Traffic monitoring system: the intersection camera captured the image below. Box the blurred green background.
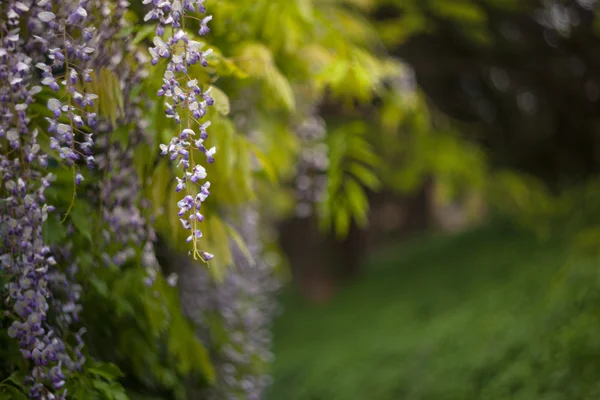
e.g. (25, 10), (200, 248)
(264, 0), (600, 399)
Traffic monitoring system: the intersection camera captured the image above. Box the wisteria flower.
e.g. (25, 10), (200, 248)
(145, 0), (216, 261)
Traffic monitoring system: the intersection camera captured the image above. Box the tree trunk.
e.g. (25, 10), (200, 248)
(278, 182), (433, 299)
(278, 216), (338, 302)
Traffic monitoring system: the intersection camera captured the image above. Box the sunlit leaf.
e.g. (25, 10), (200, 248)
(210, 86), (230, 115)
(349, 163), (380, 190)
(334, 203), (350, 238)
(224, 222), (255, 266)
(132, 24), (156, 45)
(345, 178), (369, 227)
(87, 362), (125, 380)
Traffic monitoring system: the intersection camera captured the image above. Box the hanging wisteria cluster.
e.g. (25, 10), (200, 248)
(144, 0), (215, 262)
(89, 0), (165, 284)
(156, 85), (281, 399)
(171, 207), (281, 400)
(1, 0), (98, 397)
(37, 0), (97, 171)
(209, 208), (281, 400)
(292, 103), (329, 218)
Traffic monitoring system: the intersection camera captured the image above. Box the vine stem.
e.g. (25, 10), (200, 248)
(181, 15), (209, 264)
(61, 12), (78, 223)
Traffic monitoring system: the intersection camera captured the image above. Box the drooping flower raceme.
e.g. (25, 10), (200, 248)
(34, 0), (98, 173)
(293, 103), (329, 218)
(207, 208), (281, 400)
(145, 0), (215, 262)
(170, 207), (281, 400)
(0, 1), (93, 397)
(95, 129), (162, 286)
(84, 0), (157, 277)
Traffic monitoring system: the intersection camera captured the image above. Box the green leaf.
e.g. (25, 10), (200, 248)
(0, 387), (27, 400)
(167, 314), (215, 382)
(334, 204), (350, 238)
(114, 297), (135, 317)
(349, 163), (380, 190)
(429, 0), (487, 23)
(345, 178), (369, 227)
(235, 42), (274, 77)
(115, 25), (133, 39)
(132, 25), (156, 45)
(208, 216), (234, 274)
(70, 381), (100, 400)
(0, 375), (27, 400)
(235, 42), (295, 110)
(349, 145), (380, 167)
(91, 379), (129, 400)
(88, 362), (125, 380)
(317, 59), (350, 92)
(43, 213), (67, 245)
(144, 291), (169, 336)
(248, 142), (278, 184)
(70, 203), (93, 242)
(266, 68), (296, 111)
(94, 69), (124, 126)
(133, 142), (153, 184)
(90, 276), (109, 298)
(111, 124), (131, 149)
(151, 160), (170, 214)
(210, 86), (230, 116)
(209, 52), (248, 79)
(224, 222), (255, 266)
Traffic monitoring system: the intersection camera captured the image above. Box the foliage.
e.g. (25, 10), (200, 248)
(373, 87), (487, 197)
(141, 0), (401, 266)
(320, 120), (381, 237)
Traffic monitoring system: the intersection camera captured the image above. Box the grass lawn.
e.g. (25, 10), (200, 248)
(267, 223), (600, 400)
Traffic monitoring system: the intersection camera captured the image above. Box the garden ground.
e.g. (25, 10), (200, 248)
(268, 222), (600, 400)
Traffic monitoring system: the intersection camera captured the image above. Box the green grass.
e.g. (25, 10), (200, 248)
(268, 223), (600, 400)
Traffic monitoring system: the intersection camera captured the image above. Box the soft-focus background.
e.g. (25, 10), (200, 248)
(267, 0), (600, 399)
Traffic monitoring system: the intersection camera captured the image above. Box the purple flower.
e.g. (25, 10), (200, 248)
(146, 0), (217, 260)
(198, 15), (212, 36)
(37, 0), (97, 172)
(291, 103), (329, 218)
